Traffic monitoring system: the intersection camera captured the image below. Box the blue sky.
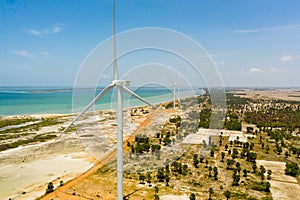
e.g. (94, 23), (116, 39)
(0, 0), (300, 87)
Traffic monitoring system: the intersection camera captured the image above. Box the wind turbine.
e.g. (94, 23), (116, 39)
(57, 0), (151, 199)
(169, 77), (181, 110)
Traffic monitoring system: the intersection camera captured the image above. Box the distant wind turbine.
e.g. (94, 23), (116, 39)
(169, 77), (181, 110)
(57, 0), (151, 199)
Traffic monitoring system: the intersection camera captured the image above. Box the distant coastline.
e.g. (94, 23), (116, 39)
(0, 86), (200, 116)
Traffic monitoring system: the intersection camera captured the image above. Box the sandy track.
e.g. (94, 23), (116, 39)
(40, 106), (163, 200)
(257, 160), (300, 200)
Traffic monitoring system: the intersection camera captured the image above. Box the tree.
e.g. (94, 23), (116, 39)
(193, 154), (199, 168)
(224, 190), (231, 200)
(189, 193), (196, 200)
(226, 159), (235, 170)
(205, 159), (209, 168)
(225, 144), (229, 151)
(200, 154), (205, 163)
(265, 182), (271, 192)
(155, 186), (159, 194)
(208, 188), (214, 200)
(183, 164), (188, 175)
(165, 175), (170, 186)
(232, 174), (240, 186)
(260, 165), (266, 174)
(252, 162), (257, 173)
(267, 169), (272, 180)
(45, 182), (54, 194)
(154, 186), (159, 200)
(240, 148), (248, 158)
(285, 162), (300, 177)
(221, 152), (225, 162)
(266, 145), (270, 154)
(208, 166), (212, 177)
(243, 169), (248, 177)
(285, 151), (289, 158)
(213, 166), (218, 180)
(157, 168), (165, 182)
(231, 148), (238, 160)
(277, 146), (282, 155)
(260, 165), (266, 182)
(210, 149), (214, 157)
(147, 172), (152, 186)
(250, 143), (254, 150)
(156, 132), (160, 138)
(139, 173), (146, 184)
(247, 152), (257, 163)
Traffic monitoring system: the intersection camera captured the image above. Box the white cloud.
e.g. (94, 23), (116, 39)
(235, 29), (260, 33)
(235, 24), (300, 34)
(12, 49), (33, 58)
(271, 67), (287, 72)
(26, 29), (41, 37)
(249, 67), (263, 73)
(280, 55), (293, 62)
(41, 51), (50, 57)
(52, 26), (61, 33)
(25, 24), (63, 37)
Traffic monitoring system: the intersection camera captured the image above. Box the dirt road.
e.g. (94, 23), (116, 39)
(40, 106), (163, 200)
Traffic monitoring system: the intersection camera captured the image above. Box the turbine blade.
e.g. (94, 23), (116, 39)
(56, 84), (115, 140)
(122, 86), (152, 106)
(113, 0), (118, 80)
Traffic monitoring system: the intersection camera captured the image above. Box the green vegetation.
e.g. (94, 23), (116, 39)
(0, 116), (66, 152)
(0, 117), (63, 135)
(45, 182), (54, 194)
(0, 133), (56, 151)
(0, 117), (36, 128)
(7, 92), (300, 199)
(285, 162), (300, 177)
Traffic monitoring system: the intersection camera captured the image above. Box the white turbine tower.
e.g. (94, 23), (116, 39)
(170, 77), (180, 110)
(57, 0), (151, 199)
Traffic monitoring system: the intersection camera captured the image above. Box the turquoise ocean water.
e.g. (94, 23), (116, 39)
(0, 86), (199, 116)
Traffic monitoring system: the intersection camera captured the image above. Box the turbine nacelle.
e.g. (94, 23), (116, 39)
(112, 80), (130, 87)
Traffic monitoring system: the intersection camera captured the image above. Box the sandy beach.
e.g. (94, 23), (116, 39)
(0, 106), (151, 200)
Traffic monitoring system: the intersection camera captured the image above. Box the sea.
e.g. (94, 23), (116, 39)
(0, 86), (201, 116)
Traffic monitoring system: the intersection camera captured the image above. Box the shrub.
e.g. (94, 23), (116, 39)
(285, 162), (299, 177)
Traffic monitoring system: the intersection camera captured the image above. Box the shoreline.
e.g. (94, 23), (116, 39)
(0, 103), (156, 200)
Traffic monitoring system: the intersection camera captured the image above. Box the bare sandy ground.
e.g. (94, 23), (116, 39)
(0, 152), (93, 200)
(257, 160), (300, 200)
(0, 108), (149, 200)
(160, 194), (189, 200)
(230, 88), (300, 101)
(182, 128), (253, 144)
